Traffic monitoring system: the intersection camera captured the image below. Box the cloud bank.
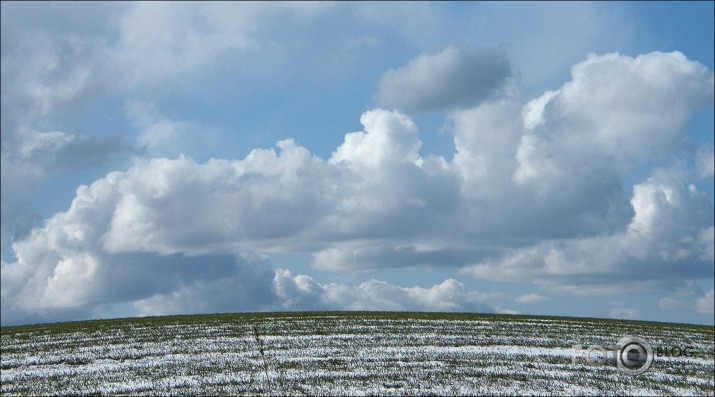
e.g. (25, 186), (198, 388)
(2, 50), (713, 326)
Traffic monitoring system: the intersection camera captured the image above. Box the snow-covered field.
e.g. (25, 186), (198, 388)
(1, 312), (713, 396)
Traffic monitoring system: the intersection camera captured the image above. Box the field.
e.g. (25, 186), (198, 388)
(1, 312), (713, 396)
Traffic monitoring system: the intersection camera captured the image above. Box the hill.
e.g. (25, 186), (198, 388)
(2, 311), (713, 395)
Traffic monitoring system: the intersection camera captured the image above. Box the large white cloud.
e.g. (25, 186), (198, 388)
(513, 52), (713, 218)
(458, 51), (714, 296)
(0, 1), (330, 250)
(0, 128), (132, 248)
(461, 168), (714, 294)
(516, 52), (713, 169)
(1, 51), (713, 325)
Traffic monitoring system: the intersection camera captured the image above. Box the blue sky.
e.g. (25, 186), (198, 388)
(1, 1), (713, 326)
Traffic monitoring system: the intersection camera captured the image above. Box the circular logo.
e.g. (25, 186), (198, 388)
(616, 336), (653, 375)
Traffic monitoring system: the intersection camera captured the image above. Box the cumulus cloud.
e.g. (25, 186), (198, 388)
(0, 1), (331, 248)
(4, 2), (711, 327)
(331, 109), (422, 168)
(0, 128), (131, 243)
(1, 51), (713, 325)
(458, 51), (714, 297)
(513, 51), (714, 194)
(100, 141), (336, 256)
(376, 46), (512, 112)
(462, 168), (714, 294)
(273, 269), (493, 313)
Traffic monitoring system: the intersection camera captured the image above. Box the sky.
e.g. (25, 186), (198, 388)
(1, 1), (713, 327)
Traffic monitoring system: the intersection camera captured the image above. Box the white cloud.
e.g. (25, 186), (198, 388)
(272, 268), (325, 310)
(458, 52), (714, 298)
(126, 101), (190, 150)
(462, 167), (714, 295)
(522, 90), (559, 130)
(101, 140), (337, 256)
(514, 52), (714, 195)
(2, 1), (712, 328)
(514, 293), (548, 304)
(330, 108), (422, 168)
(694, 289), (714, 315)
(112, 3), (256, 86)
(376, 46), (512, 112)
(0, 1), (334, 246)
(1, 51), (713, 325)
(273, 269), (493, 313)
(1, 4), (118, 243)
(0, 128), (131, 244)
